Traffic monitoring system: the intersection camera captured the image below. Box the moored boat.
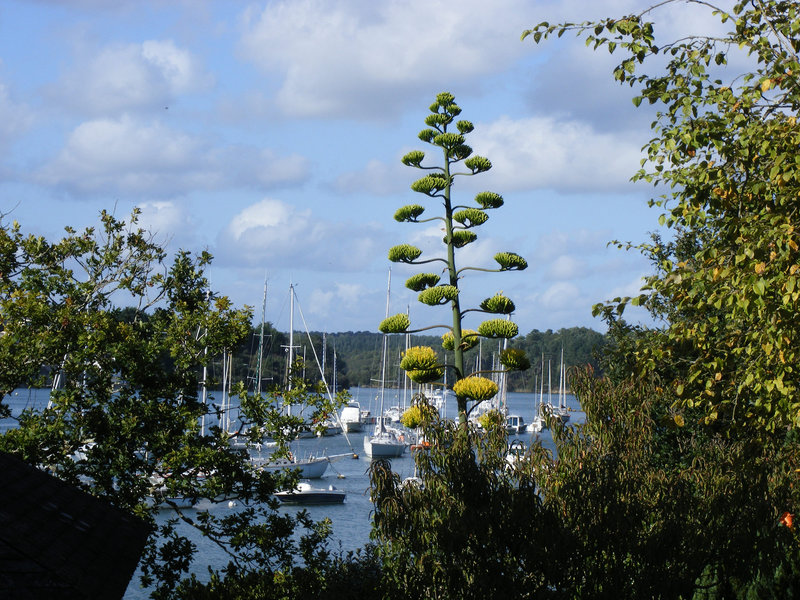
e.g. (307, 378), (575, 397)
(275, 481), (346, 504)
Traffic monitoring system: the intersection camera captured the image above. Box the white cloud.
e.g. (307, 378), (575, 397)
(54, 40), (213, 115)
(333, 159), (407, 196)
(238, 0), (540, 118)
(136, 200), (201, 250)
(306, 282), (364, 321)
(469, 115), (643, 193)
(547, 255), (586, 280)
(34, 115), (309, 196)
(218, 198), (385, 272)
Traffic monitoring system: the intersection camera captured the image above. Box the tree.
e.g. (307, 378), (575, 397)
(538, 368), (799, 598)
(379, 92), (530, 420)
(370, 410), (555, 600)
(0, 210), (349, 598)
(525, 1), (800, 433)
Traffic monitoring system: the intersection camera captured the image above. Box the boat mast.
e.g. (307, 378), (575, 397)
(378, 269), (391, 432)
(256, 278), (267, 397)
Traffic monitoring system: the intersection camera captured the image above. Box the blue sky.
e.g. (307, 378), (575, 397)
(0, 0), (724, 335)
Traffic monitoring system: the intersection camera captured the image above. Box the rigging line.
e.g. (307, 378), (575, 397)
(291, 287), (356, 452)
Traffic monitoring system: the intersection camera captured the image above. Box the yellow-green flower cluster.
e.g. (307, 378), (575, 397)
(441, 329), (479, 351)
(477, 318), (519, 339)
(400, 346), (444, 384)
(452, 376), (498, 401)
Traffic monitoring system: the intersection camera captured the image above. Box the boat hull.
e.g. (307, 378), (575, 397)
(363, 433), (405, 458)
(275, 483), (346, 504)
(255, 456), (330, 479)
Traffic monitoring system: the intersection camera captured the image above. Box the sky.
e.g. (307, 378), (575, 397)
(0, 0), (729, 336)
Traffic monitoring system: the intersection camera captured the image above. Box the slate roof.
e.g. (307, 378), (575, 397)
(0, 452), (151, 600)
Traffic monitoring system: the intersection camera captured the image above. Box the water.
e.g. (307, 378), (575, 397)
(1, 386), (583, 598)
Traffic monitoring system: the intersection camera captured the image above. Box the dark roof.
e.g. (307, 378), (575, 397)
(0, 452), (151, 600)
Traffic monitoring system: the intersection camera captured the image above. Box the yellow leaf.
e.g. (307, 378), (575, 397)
(789, 239), (798, 251)
(755, 262), (766, 274)
(715, 372), (722, 381)
(791, 265), (799, 275)
(762, 79), (772, 92)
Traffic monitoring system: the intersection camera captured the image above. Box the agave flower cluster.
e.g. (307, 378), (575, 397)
(379, 92), (531, 417)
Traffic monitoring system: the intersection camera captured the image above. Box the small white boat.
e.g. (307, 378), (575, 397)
(275, 481), (346, 504)
(505, 414), (526, 434)
(383, 405), (402, 423)
(340, 401), (363, 433)
(526, 414), (546, 433)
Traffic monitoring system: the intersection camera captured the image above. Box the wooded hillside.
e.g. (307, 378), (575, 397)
(207, 325), (606, 394)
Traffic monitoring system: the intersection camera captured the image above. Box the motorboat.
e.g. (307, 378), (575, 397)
(340, 401), (363, 433)
(275, 481), (346, 504)
(505, 414), (526, 434)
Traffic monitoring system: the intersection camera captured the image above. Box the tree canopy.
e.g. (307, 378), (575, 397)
(526, 0), (800, 433)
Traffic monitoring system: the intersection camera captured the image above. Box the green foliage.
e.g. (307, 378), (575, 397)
(369, 419), (552, 600)
(528, 1), (800, 432)
(371, 365), (800, 598)
(538, 367), (800, 598)
(0, 210), (346, 598)
(387, 93), (529, 416)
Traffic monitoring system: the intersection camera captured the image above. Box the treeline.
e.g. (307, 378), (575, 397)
(113, 307), (605, 394)
(196, 324), (606, 394)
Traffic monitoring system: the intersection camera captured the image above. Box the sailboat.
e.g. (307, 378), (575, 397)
(552, 347), (570, 423)
(363, 270), (406, 458)
(526, 353), (547, 433)
(253, 283), (332, 478)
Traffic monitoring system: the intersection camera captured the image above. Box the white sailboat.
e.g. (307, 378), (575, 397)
(526, 353), (547, 433)
(552, 347), (571, 423)
(254, 283), (333, 477)
(363, 270), (406, 458)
